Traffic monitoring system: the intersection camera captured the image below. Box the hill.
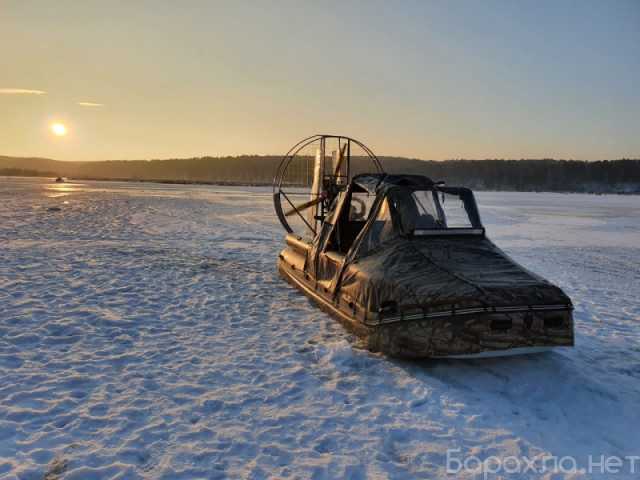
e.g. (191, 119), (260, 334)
(1, 155), (639, 193)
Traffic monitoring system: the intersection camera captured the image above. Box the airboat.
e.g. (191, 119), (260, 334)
(273, 135), (574, 358)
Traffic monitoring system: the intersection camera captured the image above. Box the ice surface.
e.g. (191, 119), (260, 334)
(1, 177), (639, 479)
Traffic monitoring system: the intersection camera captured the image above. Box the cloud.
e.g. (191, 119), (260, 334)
(78, 102), (104, 107)
(0, 88), (46, 95)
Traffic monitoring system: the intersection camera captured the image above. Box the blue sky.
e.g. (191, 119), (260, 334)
(1, 0), (638, 160)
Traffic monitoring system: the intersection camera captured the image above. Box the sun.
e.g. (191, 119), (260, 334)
(51, 123), (67, 136)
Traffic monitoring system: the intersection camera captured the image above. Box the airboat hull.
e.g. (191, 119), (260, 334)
(273, 136), (574, 360)
(278, 253), (574, 359)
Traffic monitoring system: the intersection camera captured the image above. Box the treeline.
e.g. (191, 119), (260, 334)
(379, 157), (640, 193)
(0, 167), (57, 177)
(1, 155), (639, 193)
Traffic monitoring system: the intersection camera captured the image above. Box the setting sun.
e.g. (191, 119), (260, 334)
(51, 123), (67, 136)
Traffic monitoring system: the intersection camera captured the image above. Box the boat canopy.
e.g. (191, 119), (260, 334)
(347, 175), (484, 259)
(352, 173), (436, 194)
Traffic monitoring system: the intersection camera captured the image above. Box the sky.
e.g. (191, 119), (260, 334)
(1, 0), (638, 161)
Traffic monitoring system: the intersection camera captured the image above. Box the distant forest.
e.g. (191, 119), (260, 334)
(1, 155), (639, 193)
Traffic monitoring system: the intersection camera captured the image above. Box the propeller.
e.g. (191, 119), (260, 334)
(284, 193), (326, 217)
(283, 144), (347, 217)
(333, 143), (347, 177)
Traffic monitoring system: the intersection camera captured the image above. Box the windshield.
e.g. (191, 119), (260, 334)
(388, 188), (481, 233)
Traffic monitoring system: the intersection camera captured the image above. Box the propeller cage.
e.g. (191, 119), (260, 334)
(273, 135), (384, 236)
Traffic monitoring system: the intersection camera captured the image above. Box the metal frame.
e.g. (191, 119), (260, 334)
(273, 135), (384, 235)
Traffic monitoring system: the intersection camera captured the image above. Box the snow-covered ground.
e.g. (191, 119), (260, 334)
(1, 177), (639, 479)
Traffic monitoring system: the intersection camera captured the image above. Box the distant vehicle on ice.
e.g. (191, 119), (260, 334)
(273, 135), (574, 358)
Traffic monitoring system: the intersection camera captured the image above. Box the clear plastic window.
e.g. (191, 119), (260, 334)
(438, 191), (473, 228)
(358, 199), (397, 255)
(411, 191), (446, 229)
(389, 189), (475, 232)
(389, 190), (444, 233)
(349, 192), (376, 221)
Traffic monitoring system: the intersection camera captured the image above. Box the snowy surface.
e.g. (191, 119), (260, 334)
(1, 177), (639, 479)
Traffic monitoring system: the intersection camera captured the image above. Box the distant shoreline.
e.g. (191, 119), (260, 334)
(73, 176), (275, 188)
(2, 155), (639, 195)
(0, 171), (273, 188)
(3, 173), (638, 195)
